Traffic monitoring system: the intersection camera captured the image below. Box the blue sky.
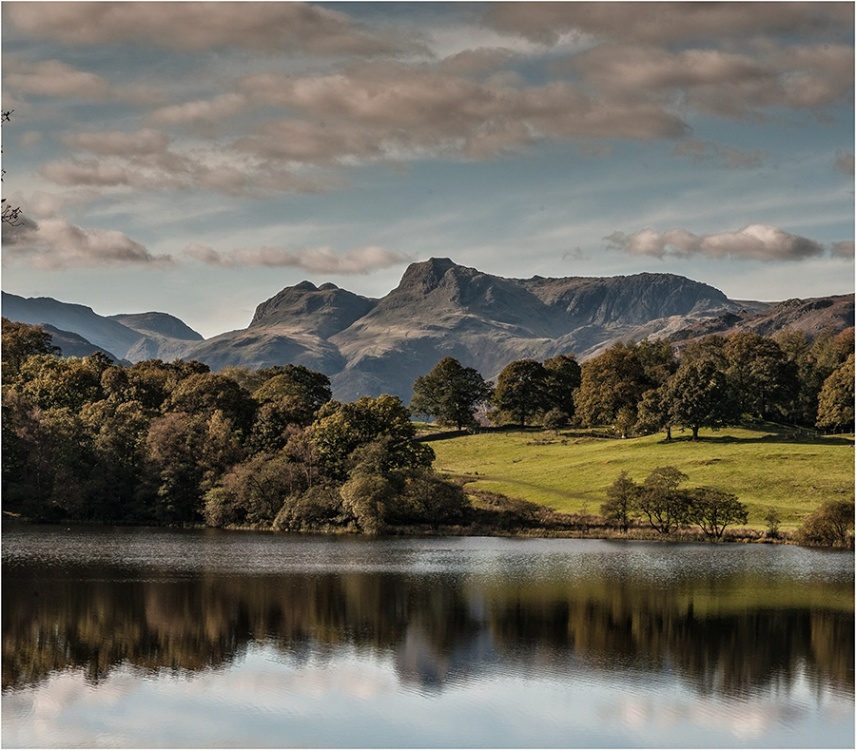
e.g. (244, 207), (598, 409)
(2, 1), (853, 337)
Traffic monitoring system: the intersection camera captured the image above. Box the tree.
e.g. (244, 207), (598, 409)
(203, 451), (309, 528)
(601, 471), (639, 532)
(410, 356), (492, 429)
(141, 409), (242, 524)
(542, 354), (581, 422)
(575, 343), (648, 436)
(311, 394), (434, 481)
(723, 332), (796, 420)
(664, 357), (732, 440)
(796, 500), (854, 547)
(637, 466), (690, 534)
(14, 355), (103, 411)
(248, 366), (333, 452)
(252, 365), (332, 425)
(764, 506), (782, 538)
(491, 359), (549, 426)
(1, 318), (59, 381)
(635, 386), (672, 439)
(164, 372), (256, 434)
(688, 487), (748, 540)
(816, 354), (855, 432)
(635, 338), (678, 386)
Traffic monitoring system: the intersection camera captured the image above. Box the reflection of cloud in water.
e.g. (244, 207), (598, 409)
(601, 690), (821, 742)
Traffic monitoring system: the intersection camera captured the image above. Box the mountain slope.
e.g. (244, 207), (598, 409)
(3, 259), (851, 401)
(2, 292), (148, 360)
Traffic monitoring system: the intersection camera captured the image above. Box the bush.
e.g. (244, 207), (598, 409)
(273, 484), (344, 532)
(796, 500), (854, 547)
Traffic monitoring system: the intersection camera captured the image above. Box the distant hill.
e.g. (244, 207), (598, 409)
(42, 325), (125, 363)
(2, 292), (196, 362)
(4, 259), (853, 400)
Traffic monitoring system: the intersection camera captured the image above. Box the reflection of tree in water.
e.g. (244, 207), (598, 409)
(2, 565), (852, 700)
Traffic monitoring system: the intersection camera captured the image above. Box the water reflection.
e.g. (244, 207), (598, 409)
(3, 541), (853, 705)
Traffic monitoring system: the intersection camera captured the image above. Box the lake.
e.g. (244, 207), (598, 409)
(2, 525), (853, 748)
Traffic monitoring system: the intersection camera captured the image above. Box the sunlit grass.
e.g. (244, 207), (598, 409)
(430, 425), (855, 529)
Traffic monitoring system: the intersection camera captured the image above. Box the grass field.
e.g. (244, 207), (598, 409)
(428, 424), (855, 530)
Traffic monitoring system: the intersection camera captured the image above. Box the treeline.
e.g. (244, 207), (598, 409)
(2, 318), (853, 534)
(1, 319), (468, 531)
(411, 330), (854, 438)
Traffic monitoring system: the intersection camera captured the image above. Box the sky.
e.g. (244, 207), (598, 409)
(2, 1), (854, 338)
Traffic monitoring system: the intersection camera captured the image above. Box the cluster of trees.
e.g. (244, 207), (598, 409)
(2, 319), (468, 532)
(600, 466), (748, 539)
(410, 330), (855, 438)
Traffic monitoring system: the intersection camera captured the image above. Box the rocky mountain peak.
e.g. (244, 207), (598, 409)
(250, 280), (376, 337)
(396, 258), (468, 294)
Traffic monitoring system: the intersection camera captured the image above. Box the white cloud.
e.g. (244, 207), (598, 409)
(4, 2), (411, 55)
(2, 216), (170, 269)
(3, 59), (111, 99)
(604, 224), (828, 262)
(185, 243), (409, 273)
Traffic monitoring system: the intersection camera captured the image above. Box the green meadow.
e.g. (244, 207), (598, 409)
(428, 424), (855, 530)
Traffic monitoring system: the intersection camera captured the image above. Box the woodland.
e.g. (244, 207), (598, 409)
(2, 317), (853, 544)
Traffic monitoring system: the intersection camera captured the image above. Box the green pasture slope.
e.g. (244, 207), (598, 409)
(428, 424), (855, 530)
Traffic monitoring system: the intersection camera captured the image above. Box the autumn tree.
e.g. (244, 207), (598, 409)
(797, 500), (855, 547)
(575, 343), (648, 436)
(816, 354), (855, 432)
(1, 318), (59, 381)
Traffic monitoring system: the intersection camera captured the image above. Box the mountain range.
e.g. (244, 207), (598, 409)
(3, 258), (853, 400)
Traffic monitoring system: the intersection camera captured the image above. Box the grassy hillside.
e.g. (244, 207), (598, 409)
(428, 424), (854, 530)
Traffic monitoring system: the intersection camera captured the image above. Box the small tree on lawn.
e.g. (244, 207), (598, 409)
(601, 471), (639, 532)
(637, 466), (691, 534)
(688, 487), (748, 540)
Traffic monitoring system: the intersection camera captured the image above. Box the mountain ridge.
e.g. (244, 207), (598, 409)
(3, 259), (852, 400)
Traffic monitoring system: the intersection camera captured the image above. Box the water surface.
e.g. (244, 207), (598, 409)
(2, 525), (853, 748)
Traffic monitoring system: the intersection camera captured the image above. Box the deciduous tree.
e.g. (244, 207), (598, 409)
(637, 466), (690, 534)
(491, 359), (549, 426)
(688, 487), (748, 540)
(601, 471), (639, 532)
(816, 354), (854, 432)
(410, 356), (492, 429)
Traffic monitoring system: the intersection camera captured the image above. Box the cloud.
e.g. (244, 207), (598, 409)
(185, 243), (409, 273)
(835, 151), (855, 175)
(235, 62), (687, 166)
(147, 94), (247, 129)
(3, 59), (111, 99)
(604, 224), (828, 262)
(672, 139), (766, 169)
(63, 129), (171, 157)
(2, 216), (170, 270)
(831, 241), (854, 259)
(567, 42), (853, 119)
(485, 3), (853, 46)
(4, 2), (410, 55)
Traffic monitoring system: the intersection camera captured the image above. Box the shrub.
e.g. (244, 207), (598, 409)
(796, 500), (854, 547)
